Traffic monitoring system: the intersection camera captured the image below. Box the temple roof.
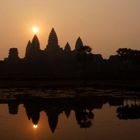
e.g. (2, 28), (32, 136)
(32, 35), (40, 50)
(64, 42), (71, 52)
(75, 37), (84, 50)
(48, 28), (59, 47)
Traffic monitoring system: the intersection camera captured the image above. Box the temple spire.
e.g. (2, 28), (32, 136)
(25, 35), (41, 61)
(64, 42), (71, 53)
(32, 35), (40, 50)
(25, 40), (32, 58)
(75, 37), (84, 50)
(48, 28), (58, 47)
(5, 48), (20, 63)
(46, 28), (60, 54)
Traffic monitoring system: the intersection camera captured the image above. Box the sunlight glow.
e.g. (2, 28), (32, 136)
(33, 124), (38, 129)
(32, 26), (39, 34)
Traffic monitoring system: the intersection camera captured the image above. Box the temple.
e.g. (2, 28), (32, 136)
(0, 27), (140, 80)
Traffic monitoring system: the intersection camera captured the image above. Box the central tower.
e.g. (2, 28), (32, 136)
(46, 28), (60, 54)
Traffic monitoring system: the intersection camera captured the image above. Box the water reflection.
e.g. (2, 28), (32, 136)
(0, 90), (140, 140)
(33, 124), (38, 129)
(2, 94), (140, 133)
(117, 104), (140, 120)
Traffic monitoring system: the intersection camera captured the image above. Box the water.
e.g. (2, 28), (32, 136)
(0, 88), (140, 140)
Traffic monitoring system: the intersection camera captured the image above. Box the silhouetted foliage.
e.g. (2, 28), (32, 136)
(117, 104), (140, 119)
(117, 48), (140, 64)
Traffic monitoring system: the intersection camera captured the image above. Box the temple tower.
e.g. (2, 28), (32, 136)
(64, 42), (71, 53)
(75, 37), (84, 50)
(5, 48), (20, 63)
(46, 28), (61, 54)
(25, 35), (41, 61)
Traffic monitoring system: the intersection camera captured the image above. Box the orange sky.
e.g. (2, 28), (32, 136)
(0, 0), (140, 59)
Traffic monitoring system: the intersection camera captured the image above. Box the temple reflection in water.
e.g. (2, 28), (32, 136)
(0, 93), (139, 134)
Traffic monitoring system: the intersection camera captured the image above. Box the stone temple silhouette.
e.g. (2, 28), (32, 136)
(0, 27), (140, 80)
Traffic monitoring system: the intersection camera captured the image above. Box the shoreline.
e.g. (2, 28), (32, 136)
(0, 80), (140, 91)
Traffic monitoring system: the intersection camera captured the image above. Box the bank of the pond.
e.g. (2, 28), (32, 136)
(0, 80), (139, 91)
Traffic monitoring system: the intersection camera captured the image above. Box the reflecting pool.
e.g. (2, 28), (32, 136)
(0, 88), (140, 140)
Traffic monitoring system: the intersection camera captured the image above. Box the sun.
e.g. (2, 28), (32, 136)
(32, 26), (39, 34)
(33, 124), (38, 129)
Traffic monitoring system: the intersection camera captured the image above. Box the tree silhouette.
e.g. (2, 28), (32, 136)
(117, 48), (140, 64)
(76, 45), (92, 80)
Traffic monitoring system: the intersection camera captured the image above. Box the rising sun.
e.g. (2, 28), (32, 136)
(32, 26), (39, 34)
(33, 124), (38, 129)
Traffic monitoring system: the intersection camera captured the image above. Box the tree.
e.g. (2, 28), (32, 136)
(116, 48), (140, 64)
(76, 45), (92, 80)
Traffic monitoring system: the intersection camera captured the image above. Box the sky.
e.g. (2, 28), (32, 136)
(0, 0), (140, 59)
